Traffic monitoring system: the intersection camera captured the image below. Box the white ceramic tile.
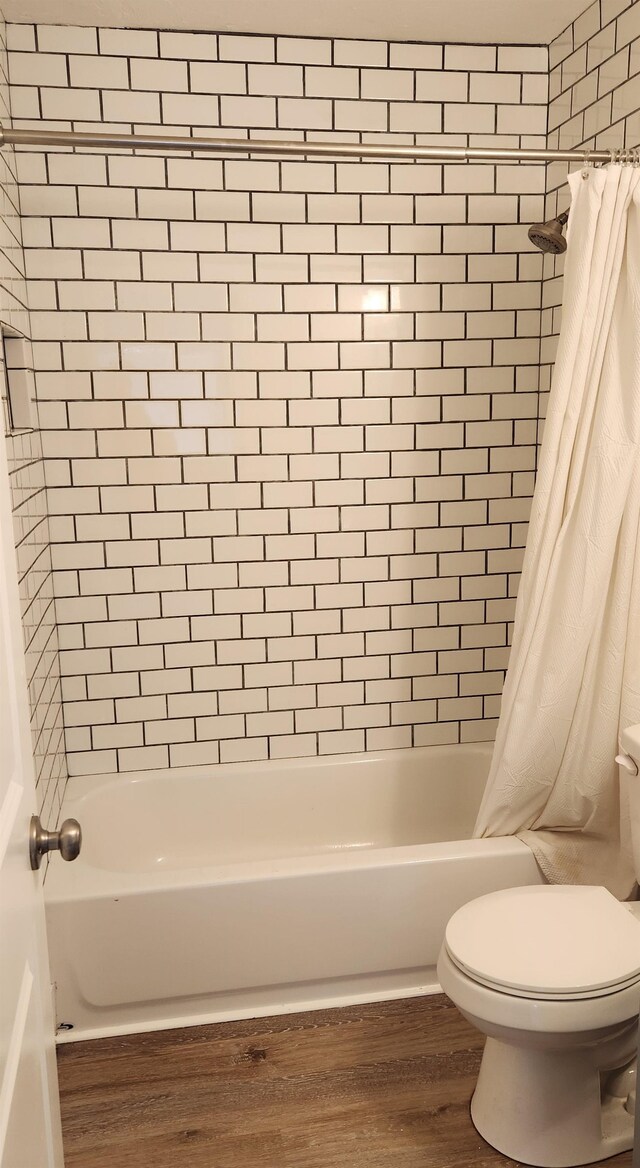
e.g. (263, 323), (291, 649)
(390, 101), (442, 132)
(219, 34), (275, 62)
(130, 56), (188, 91)
(277, 37), (331, 65)
(390, 43), (443, 69)
(278, 95), (332, 128)
(38, 23), (97, 52)
(220, 94), (276, 127)
(160, 31), (218, 60)
(417, 71), (468, 102)
(498, 46), (548, 73)
(248, 62), (303, 95)
(6, 25), (36, 51)
(335, 99), (388, 131)
(69, 53), (129, 88)
(9, 51), (67, 86)
(99, 27), (157, 56)
(444, 102), (496, 133)
(334, 39), (387, 67)
(163, 91), (219, 125)
(361, 67), (413, 100)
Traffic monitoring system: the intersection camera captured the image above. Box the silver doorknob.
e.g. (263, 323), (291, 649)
(29, 815), (82, 870)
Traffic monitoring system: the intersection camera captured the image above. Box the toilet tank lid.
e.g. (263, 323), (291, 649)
(621, 723), (640, 764)
(445, 885), (640, 996)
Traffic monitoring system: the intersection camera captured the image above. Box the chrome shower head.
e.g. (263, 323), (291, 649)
(528, 209), (570, 254)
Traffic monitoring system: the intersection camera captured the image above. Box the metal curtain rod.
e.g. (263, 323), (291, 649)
(0, 124), (619, 164)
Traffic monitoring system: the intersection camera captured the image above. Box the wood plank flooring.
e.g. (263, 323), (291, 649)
(57, 994), (633, 1168)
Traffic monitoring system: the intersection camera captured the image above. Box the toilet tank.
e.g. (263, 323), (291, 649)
(619, 723), (640, 882)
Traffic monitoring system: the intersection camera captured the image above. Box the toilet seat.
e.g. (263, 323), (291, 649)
(444, 885), (640, 1002)
(445, 954), (640, 1000)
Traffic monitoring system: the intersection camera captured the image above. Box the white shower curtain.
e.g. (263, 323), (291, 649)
(474, 165), (640, 899)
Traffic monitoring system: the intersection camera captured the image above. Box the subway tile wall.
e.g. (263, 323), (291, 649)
(0, 13), (67, 818)
(541, 0), (640, 415)
(8, 25), (548, 774)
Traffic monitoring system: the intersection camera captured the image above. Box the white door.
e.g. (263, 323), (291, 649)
(0, 421), (64, 1167)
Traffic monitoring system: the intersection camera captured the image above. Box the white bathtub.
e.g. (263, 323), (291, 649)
(45, 743), (544, 1042)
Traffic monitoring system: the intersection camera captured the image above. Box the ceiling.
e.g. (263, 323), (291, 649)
(3, 0), (591, 46)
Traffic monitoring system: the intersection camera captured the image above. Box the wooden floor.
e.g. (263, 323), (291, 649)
(57, 994), (633, 1168)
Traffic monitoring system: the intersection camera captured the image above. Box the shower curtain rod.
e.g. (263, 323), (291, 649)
(0, 124), (624, 164)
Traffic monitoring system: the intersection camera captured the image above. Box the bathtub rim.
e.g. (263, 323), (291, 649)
(61, 738), (494, 794)
(47, 740), (501, 899)
(46, 834), (535, 901)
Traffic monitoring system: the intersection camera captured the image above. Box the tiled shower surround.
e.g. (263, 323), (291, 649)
(3, 5), (640, 787)
(6, 27), (553, 775)
(0, 13), (67, 818)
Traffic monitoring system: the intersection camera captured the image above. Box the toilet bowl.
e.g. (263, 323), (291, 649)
(437, 722), (640, 1168)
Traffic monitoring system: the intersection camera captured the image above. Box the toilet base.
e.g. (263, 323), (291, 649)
(471, 1032), (636, 1168)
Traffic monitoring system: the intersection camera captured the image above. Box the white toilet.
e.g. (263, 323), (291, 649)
(437, 722), (640, 1168)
